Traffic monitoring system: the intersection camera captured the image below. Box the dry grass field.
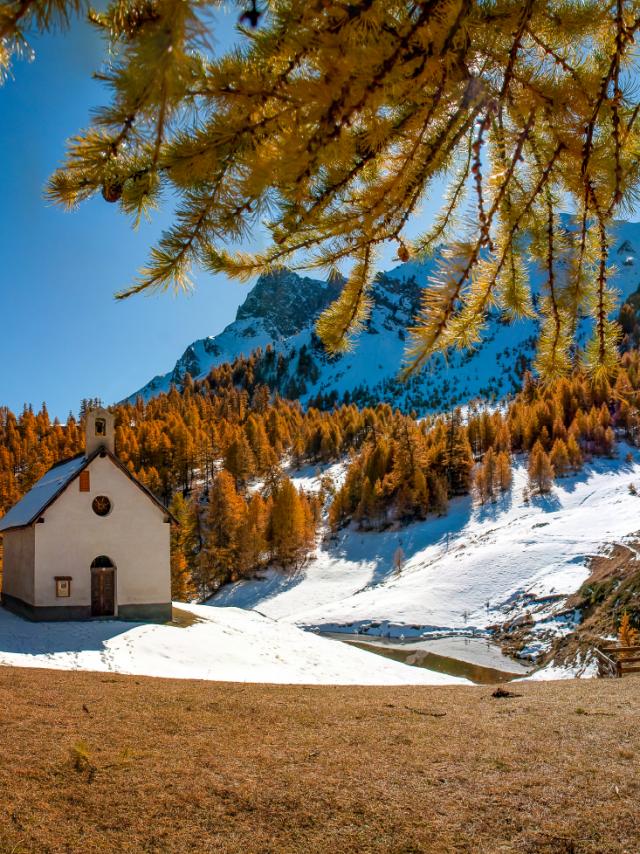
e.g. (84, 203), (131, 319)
(0, 668), (638, 854)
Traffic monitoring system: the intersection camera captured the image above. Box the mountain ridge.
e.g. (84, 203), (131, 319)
(130, 219), (640, 413)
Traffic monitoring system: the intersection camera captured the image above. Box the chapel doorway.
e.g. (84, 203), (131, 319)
(90, 555), (116, 617)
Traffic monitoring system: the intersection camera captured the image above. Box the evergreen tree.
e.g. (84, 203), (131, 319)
(236, 494), (269, 579)
(528, 441), (555, 495)
(496, 451), (513, 495)
(618, 611), (639, 649)
(269, 479), (312, 569)
(474, 448), (497, 504)
(550, 439), (570, 478)
(566, 434), (583, 472)
(168, 493), (197, 602)
(199, 471), (246, 592)
(224, 432), (255, 487)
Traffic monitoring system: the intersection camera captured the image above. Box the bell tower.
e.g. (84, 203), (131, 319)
(85, 407), (115, 456)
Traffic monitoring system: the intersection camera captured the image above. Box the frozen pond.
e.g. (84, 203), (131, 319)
(327, 634), (531, 684)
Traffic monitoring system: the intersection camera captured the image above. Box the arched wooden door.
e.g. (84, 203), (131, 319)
(90, 556), (116, 617)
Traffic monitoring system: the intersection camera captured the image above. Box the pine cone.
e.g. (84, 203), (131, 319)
(102, 182), (123, 203)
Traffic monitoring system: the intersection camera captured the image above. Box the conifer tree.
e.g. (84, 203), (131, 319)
(245, 415), (276, 474)
(474, 447), (497, 504)
(224, 432), (255, 487)
(550, 438), (570, 478)
(440, 411), (474, 496)
(566, 434), (583, 471)
(3, 1), (638, 379)
(236, 493), (269, 579)
(427, 473), (449, 516)
(269, 478), (312, 569)
(410, 468), (430, 518)
(140, 465), (162, 498)
(200, 470), (246, 591)
(496, 451), (512, 495)
(168, 493), (197, 601)
(355, 476), (377, 529)
(328, 487), (347, 531)
(474, 447), (512, 503)
(618, 611), (639, 649)
(528, 440), (555, 495)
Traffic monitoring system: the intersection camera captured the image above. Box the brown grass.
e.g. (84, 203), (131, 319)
(0, 667), (638, 853)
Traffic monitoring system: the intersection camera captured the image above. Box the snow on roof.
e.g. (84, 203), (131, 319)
(0, 455), (87, 533)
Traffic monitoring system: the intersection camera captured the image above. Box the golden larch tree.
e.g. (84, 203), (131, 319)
(2, 1), (640, 379)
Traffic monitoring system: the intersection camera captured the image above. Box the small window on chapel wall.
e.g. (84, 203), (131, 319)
(55, 577), (71, 598)
(92, 495), (112, 517)
(79, 471), (90, 492)
(95, 418), (107, 437)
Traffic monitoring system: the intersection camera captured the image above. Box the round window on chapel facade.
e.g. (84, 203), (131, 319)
(92, 495), (112, 517)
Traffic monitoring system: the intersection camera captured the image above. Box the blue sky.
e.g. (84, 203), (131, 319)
(0, 11), (443, 420)
(0, 12), (249, 419)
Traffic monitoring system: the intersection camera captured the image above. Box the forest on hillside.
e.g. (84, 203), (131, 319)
(3, 329), (640, 601)
(3, 0), (640, 606)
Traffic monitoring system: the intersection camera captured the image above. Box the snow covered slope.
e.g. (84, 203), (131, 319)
(0, 603), (467, 685)
(212, 446), (640, 662)
(130, 219), (640, 413)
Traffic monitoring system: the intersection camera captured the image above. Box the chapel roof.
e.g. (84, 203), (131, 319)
(0, 448), (174, 533)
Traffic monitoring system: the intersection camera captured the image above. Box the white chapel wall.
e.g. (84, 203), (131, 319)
(2, 527), (36, 603)
(34, 454), (170, 609)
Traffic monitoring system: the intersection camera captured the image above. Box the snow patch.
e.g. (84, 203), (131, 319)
(0, 603), (469, 686)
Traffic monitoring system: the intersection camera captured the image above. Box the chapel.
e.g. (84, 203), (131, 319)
(0, 408), (173, 621)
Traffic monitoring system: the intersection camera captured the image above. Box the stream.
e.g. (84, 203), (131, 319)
(327, 633), (532, 684)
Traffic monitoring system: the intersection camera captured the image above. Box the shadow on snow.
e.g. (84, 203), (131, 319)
(208, 566), (308, 612)
(0, 607), (143, 656)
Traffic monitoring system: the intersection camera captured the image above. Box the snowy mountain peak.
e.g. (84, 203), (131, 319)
(130, 220), (640, 412)
(235, 268), (342, 338)
(136, 267), (339, 398)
